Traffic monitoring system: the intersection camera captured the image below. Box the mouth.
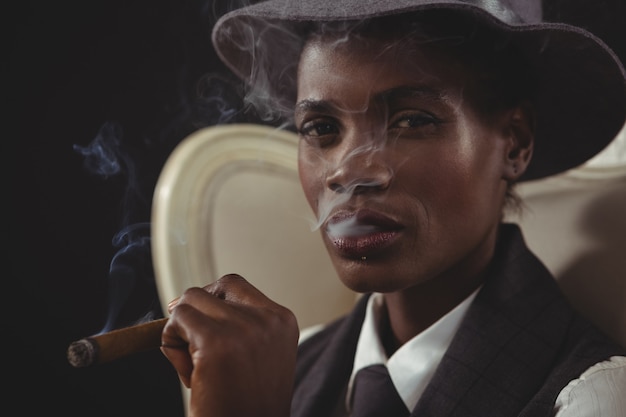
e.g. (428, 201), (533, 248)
(326, 209), (404, 259)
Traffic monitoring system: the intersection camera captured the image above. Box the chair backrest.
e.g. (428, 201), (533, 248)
(151, 124), (356, 331)
(506, 125), (626, 347)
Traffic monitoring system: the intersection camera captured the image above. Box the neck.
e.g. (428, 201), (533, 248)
(381, 225), (501, 355)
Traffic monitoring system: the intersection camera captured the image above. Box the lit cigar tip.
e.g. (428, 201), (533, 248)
(67, 338), (98, 368)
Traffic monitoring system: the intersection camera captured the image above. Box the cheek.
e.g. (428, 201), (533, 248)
(435, 147), (505, 222)
(397, 146), (465, 193)
(398, 138), (500, 214)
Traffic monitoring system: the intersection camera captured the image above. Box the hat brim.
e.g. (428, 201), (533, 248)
(212, 1), (626, 181)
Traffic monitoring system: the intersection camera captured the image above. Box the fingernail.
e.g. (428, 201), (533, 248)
(167, 297), (180, 312)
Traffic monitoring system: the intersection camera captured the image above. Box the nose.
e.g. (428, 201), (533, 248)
(325, 143), (393, 195)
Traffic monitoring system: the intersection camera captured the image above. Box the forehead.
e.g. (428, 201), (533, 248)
(296, 31), (470, 103)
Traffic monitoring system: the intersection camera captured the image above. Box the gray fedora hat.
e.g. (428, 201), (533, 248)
(212, 0), (626, 181)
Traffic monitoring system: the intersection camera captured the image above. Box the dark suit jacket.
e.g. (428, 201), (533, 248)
(291, 223), (625, 417)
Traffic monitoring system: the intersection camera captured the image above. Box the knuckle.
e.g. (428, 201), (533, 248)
(206, 274), (248, 299)
(181, 286), (204, 296)
(268, 305), (299, 337)
(218, 273), (246, 284)
(178, 286), (205, 303)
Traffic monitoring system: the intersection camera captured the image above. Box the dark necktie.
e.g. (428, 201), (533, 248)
(351, 364), (410, 417)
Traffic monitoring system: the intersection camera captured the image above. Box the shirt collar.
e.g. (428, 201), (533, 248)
(347, 289), (480, 412)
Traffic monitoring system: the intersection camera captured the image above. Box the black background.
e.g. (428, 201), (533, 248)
(8, 1), (626, 416)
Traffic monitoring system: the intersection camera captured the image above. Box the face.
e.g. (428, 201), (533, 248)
(295, 32), (514, 294)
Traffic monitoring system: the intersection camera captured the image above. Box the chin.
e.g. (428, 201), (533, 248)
(337, 268), (406, 294)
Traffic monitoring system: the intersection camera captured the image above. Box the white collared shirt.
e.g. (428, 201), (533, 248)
(345, 293), (626, 416)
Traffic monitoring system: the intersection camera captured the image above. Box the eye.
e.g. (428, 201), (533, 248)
(299, 121), (338, 137)
(298, 119), (339, 147)
(389, 111), (441, 129)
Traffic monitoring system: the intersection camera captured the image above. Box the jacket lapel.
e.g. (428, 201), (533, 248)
(291, 294), (369, 417)
(411, 224), (573, 416)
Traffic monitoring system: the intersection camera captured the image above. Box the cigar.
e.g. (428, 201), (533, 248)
(67, 317), (168, 368)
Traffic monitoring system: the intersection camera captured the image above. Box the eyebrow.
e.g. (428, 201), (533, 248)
(294, 85), (446, 118)
(379, 85), (445, 103)
(294, 99), (337, 119)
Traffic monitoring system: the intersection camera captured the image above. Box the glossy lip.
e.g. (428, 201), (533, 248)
(326, 209), (404, 259)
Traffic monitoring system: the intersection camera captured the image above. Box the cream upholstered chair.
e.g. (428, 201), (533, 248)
(150, 124), (357, 415)
(506, 123), (626, 348)
(151, 123), (626, 414)
(151, 124), (355, 329)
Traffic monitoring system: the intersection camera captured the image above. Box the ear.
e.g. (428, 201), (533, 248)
(502, 101), (534, 182)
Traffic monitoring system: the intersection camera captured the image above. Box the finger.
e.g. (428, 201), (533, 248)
(203, 275), (300, 335)
(204, 274), (274, 308)
(160, 301), (218, 386)
(175, 286), (238, 321)
(167, 296), (181, 314)
(160, 344), (192, 388)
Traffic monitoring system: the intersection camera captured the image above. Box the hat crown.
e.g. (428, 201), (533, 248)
(243, 0), (543, 25)
(463, 0), (542, 23)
